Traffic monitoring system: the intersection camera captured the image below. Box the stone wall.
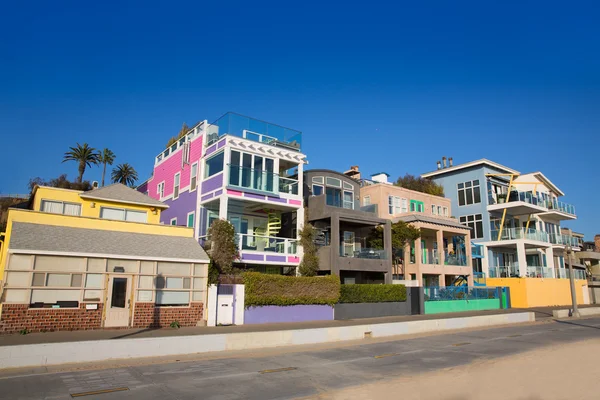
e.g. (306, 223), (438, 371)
(132, 302), (204, 328)
(0, 303), (103, 334)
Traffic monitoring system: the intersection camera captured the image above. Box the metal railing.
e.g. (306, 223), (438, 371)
(237, 233), (298, 255)
(526, 266), (553, 278)
(489, 264), (520, 278)
(554, 268), (586, 280)
(424, 286), (499, 301)
(545, 199), (576, 216)
(491, 228), (549, 243)
(279, 176), (299, 195)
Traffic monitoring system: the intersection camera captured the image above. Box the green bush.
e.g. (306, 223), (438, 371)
(339, 284), (407, 304)
(243, 272), (340, 307)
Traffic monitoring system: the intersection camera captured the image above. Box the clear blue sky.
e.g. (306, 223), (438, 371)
(1, 1), (598, 238)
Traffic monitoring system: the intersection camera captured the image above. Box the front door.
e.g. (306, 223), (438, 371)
(104, 275), (132, 328)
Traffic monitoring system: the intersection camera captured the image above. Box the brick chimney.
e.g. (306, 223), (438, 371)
(344, 166), (361, 180)
(595, 234), (600, 252)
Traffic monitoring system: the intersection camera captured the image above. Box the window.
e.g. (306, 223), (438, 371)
(388, 196), (402, 215)
(157, 182), (165, 198)
(438, 206), (442, 215)
(363, 196), (371, 206)
(190, 163), (198, 191)
(173, 173), (181, 199)
(205, 151), (224, 177)
(229, 150), (275, 192)
(410, 200), (424, 213)
(32, 273), (83, 287)
(40, 200), (81, 216)
(187, 212), (195, 228)
(170, 218), (177, 226)
(432, 205), (437, 215)
(100, 207), (148, 223)
(458, 180), (481, 206)
(401, 198), (408, 213)
(443, 207), (448, 217)
(155, 276), (191, 306)
(326, 187), (342, 207)
(460, 214), (484, 238)
(343, 191), (354, 209)
(326, 177), (342, 188)
(312, 185), (324, 196)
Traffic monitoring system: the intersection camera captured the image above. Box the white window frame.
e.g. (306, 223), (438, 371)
(401, 198), (408, 213)
(157, 181), (165, 199)
(443, 207), (448, 217)
(170, 218), (177, 226)
(100, 207), (148, 223)
(186, 211), (195, 228)
(173, 173), (181, 200)
(40, 199), (82, 216)
(363, 196), (371, 206)
(190, 162), (198, 192)
(431, 205), (437, 215)
(388, 196), (403, 215)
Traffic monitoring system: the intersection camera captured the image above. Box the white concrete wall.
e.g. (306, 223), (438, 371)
(206, 284), (218, 327)
(0, 312), (535, 369)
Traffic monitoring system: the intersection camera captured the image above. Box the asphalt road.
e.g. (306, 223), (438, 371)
(1, 317), (599, 400)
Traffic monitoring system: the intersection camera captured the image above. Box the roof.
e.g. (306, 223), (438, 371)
(393, 214), (469, 230)
(421, 158), (519, 178)
(529, 172), (565, 197)
(370, 172), (390, 177)
(9, 222), (209, 262)
(79, 183), (168, 209)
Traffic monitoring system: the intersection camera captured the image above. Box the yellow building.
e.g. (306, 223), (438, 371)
(0, 184), (209, 334)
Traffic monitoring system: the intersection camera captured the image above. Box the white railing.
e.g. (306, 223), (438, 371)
(155, 122), (205, 165)
(237, 233), (298, 255)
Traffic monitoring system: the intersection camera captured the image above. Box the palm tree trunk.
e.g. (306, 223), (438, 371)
(101, 162), (107, 187)
(78, 161), (85, 183)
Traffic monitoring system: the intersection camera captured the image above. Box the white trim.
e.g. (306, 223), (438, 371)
(190, 162), (199, 192)
(170, 217), (178, 226)
(79, 195), (168, 209)
(421, 158), (519, 178)
(8, 249), (210, 263)
(531, 172), (565, 197)
(186, 211), (195, 228)
(173, 172), (181, 200)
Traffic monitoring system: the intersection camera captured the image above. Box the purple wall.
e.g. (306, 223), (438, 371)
(244, 305), (334, 324)
(160, 188), (198, 226)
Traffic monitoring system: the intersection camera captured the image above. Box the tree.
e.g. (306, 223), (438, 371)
(394, 174), (444, 197)
(177, 122), (190, 138)
(28, 174), (92, 192)
(99, 148), (116, 187)
(111, 163), (139, 187)
(298, 223), (320, 276)
(62, 143), (100, 183)
(207, 219), (239, 275)
(367, 220), (421, 258)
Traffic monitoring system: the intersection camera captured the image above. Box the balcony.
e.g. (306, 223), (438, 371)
(206, 112), (302, 152)
(489, 264), (520, 278)
(227, 165), (299, 196)
(526, 266), (553, 278)
(491, 228), (549, 243)
(444, 251), (468, 266)
(237, 233), (298, 256)
(488, 190), (547, 216)
(549, 233), (580, 247)
(539, 199), (576, 220)
(340, 246), (387, 260)
(555, 268), (587, 280)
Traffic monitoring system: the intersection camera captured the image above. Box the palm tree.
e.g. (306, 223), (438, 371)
(62, 143), (100, 183)
(111, 163), (139, 187)
(99, 148), (116, 187)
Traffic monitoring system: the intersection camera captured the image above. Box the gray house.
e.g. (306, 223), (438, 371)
(304, 170), (393, 284)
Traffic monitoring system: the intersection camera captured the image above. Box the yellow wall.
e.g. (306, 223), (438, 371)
(487, 277), (587, 308)
(33, 186), (162, 224)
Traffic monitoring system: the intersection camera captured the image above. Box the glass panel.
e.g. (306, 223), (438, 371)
(71, 274), (83, 287)
(312, 176), (324, 184)
(312, 185), (323, 196)
(343, 191), (353, 209)
(111, 278), (127, 308)
(187, 213), (195, 228)
(183, 278), (191, 289)
(156, 291), (189, 305)
(138, 275), (153, 289)
(326, 177), (341, 187)
(205, 152), (224, 177)
(343, 182), (353, 190)
(138, 290), (153, 301)
(166, 277), (184, 289)
(46, 273), (71, 287)
(32, 273), (45, 286)
(473, 186), (481, 204)
(326, 187), (342, 207)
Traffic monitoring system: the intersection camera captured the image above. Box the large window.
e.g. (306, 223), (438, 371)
(326, 187), (342, 207)
(312, 184), (324, 196)
(229, 150), (275, 192)
(343, 191), (354, 209)
(173, 173), (180, 199)
(388, 196), (402, 215)
(460, 214), (483, 238)
(41, 200), (81, 216)
(205, 151), (224, 178)
(100, 207), (148, 223)
(458, 180), (481, 206)
(190, 163), (198, 191)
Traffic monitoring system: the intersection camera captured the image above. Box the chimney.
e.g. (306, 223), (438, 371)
(595, 234), (600, 252)
(442, 156), (447, 168)
(449, 157), (453, 167)
(436, 160), (441, 170)
(92, 181), (99, 189)
(343, 166), (361, 180)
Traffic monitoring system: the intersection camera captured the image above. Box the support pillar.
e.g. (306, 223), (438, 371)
(436, 230), (445, 266)
(545, 246), (555, 278)
(384, 221), (393, 284)
(517, 241), (527, 277)
(330, 214), (340, 278)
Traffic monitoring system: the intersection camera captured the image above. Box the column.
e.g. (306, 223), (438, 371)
(414, 236), (423, 267)
(516, 241), (527, 277)
(438, 274), (445, 287)
(437, 230), (445, 266)
(219, 195), (228, 220)
(384, 221), (393, 284)
(330, 214), (340, 277)
(465, 235), (472, 271)
(545, 246), (555, 278)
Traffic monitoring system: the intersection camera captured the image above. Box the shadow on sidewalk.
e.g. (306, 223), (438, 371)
(110, 328), (158, 340)
(555, 319), (600, 330)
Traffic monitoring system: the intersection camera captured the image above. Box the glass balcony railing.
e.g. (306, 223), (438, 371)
(526, 266), (553, 278)
(472, 244), (483, 258)
(206, 112), (302, 151)
(544, 199), (576, 216)
(340, 246), (387, 260)
(237, 233), (298, 255)
(549, 233), (580, 247)
(555, 268), (587, 280)
(488, 264), (520, 278)
(491, 228), (549, 243)
(228, 165), (299, 196)
(489, 190), (576, 216)
(444, 251), (468, 266)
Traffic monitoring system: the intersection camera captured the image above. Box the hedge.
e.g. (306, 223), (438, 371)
(243, 272), (341, 307)
(339, 284), (407, 304)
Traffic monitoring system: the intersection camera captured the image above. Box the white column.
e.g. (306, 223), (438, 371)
(545, 246), (555, 278)
(517, 242), (527, 277)
(219, 195), (228, 220)
(481, 244), (490, 277)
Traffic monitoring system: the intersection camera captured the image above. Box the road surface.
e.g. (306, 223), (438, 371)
(1, 317), (599, 399)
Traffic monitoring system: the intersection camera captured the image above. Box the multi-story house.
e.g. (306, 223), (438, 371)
(357, 169), (473, 287)
(0, 184), (209, 333)
(144, 112), (306, 275)
(303, 170), (393, 284)
(421, 158), (582, 281)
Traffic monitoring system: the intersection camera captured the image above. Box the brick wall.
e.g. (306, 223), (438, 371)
(595, 234), (600, 252)
(0, 304), (103, 334)
(132, 302), (203, 328)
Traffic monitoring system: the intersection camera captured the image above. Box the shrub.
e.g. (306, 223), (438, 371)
(339, 284), (407, 304)
(243, 272), (340, 307)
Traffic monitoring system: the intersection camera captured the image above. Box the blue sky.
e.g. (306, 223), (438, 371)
(0, 1), (598, 238)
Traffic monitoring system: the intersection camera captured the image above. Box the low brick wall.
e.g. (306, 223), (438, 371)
(132, 302), (204, 328)
(0, 304), (103, 334)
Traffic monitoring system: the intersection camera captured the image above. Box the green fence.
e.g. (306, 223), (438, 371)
(423, 286), (502, 314)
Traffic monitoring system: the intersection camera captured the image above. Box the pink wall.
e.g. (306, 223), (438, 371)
(147, 136), (204, 200)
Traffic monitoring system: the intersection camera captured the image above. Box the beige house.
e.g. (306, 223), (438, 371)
(358, 172), (473, 287)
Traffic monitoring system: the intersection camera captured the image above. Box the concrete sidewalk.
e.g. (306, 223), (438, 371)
(0, 307), (553, 347)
